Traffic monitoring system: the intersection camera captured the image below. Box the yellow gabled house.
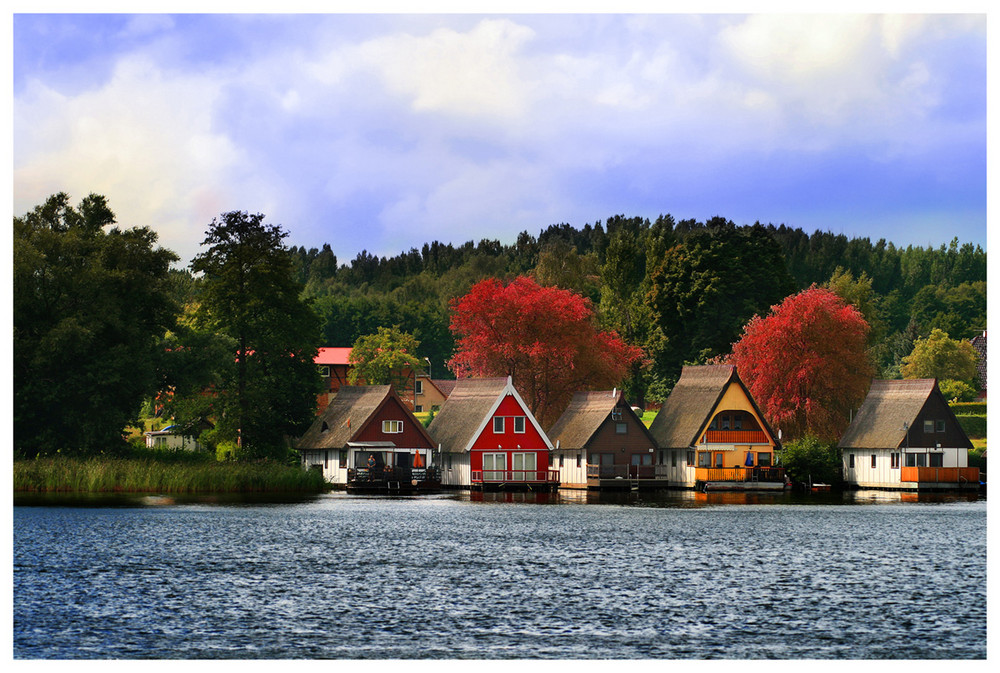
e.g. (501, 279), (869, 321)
(648, 365), (785, 490)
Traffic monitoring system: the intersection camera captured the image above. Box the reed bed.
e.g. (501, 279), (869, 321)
(13, 456), (327, 494)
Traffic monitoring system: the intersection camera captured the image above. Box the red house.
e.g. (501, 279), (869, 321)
(428, 377), (558, 491)
(296, 385), (438, 492)
(314, 346), (419, 413)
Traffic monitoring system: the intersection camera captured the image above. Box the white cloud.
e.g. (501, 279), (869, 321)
(13, 56), (243, 263)
(356, 19), (536, 119)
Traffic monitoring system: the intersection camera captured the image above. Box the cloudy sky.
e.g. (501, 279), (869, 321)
(12, 11), (987, 267)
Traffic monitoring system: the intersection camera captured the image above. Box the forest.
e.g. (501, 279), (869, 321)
(269, 214), (985, 405)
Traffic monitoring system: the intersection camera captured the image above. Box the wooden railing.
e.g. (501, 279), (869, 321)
(348, 467), (440, 484)
(587, 465), (657, 479)
(472, 470), (560, 483)
(695, 466), (785, 483)
(702, 430), (769, 444)
(900, 467), (980, 483)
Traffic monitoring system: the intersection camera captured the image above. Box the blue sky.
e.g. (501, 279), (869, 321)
(12, 12), (987, 267)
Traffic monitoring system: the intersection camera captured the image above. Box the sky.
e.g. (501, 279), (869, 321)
(11, 10), (988, 268)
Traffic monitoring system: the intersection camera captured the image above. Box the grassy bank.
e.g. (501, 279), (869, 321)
(14, 456), (326, 494)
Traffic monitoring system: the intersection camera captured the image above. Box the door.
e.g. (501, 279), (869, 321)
(512, 452), (537, 481)
(482, 453), (506, 481)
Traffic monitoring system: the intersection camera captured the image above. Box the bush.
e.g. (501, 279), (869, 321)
(216, 441), (239, 462)
(778, 435), (841, 485)
(951, 402), (986, 416)
(939, 379), (978, 403)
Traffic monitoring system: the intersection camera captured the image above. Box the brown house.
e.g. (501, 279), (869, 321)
(297, 385), (438, 492)
(547, 390), (658, 489)
(839, 379), (977, 490)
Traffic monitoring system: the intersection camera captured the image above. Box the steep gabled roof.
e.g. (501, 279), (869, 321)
(547, 390), (655, 450)
(648, 364), (778, 449)
(297, 385), (434, 450)
(838, 379), (972, 450)
(428, 377), (552, 453)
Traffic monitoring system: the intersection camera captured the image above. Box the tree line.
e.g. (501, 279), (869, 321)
(14, 193), (986, 462)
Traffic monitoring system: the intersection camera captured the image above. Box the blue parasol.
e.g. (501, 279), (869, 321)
(745, 451), (754, 467)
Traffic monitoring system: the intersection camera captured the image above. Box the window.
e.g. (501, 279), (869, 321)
(415, 405), (423, 413)
(924, 420), (934, 433)
(512, 452), (536, 478)
(687, 450), (696, 466)
(721, 416), (731, 430)
(871, 455), (877, 468)
(611, 408), (622, 421)
(559, 454), (564, 468)
(658, 450), (666, 465)
(514, 416), (526, 433)
(483, 453), (506, 480)
(714, 453), (724, 468)
(576, 454), (582, 468)
(709, 416), (719, 430)
(319, 365), (330, 377)
(936, 420), (946, 433)
(698, 452), (711, 467)
(616, 423), (627, 434)
(324, 451), (329, 470)
(493, 417), (505, 433)
(849, 454), (855, 468)
(415, 380), (423, 395)
(447, 454), (453, 470)
(905, 453), (927, 467)
(891, 453), (900, 469)
(340, 450), (347, 467)
(733, 416), (743, 430)
(671, 450), (678, 467)
(382, 420), (403, 433)
(757, 452), (771, 467)
(929, 453), (944, 467)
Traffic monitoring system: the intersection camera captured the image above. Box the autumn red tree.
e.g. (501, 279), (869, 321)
(449, 276), (645, 426)
(730, 286), (873, 442)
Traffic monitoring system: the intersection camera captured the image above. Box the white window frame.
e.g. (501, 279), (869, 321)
(415, 379), (423, 395)
(493, 417), (505, 433)
(513, 416), (526, 433)
(382, 420), (403, 434)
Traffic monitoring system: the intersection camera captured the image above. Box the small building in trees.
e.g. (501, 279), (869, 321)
(413, 375), (455, 413)
(648, 365), (784, 491)
(143, 425), (207, 452)
(314, 347), (418, 413)
(428, 377), (558, 491)
(296, 385), (438, 493)
(547, 390), (658, 489)
(838, 379), (978, 490)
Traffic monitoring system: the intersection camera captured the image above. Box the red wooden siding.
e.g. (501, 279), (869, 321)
(354, 395), (435, 449)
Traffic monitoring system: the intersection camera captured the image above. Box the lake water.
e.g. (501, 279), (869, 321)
(13, 489), (986, 659)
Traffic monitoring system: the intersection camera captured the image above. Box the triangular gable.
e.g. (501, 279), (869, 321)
(353, 386), (437, 449)
(461, 377), (554, 452)
(696, 373), (781, 448)
(548, 390), (656, 451)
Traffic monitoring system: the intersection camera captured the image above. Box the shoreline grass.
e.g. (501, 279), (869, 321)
(14, 456), (326, 494)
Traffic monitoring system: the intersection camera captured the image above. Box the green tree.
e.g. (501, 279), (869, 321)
(779, 435), (842, 485)
(646, 221), (795, 383)
(191, 211), (323, 461)
(901, 328), (979, 393)
(347, 326), (424, 392)
(14, 193), (179, 455)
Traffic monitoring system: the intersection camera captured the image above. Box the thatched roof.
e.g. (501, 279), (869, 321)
(648, 364), (778, 449)
(546, 390), (655, 450)
(427, 378), (509, 453)
(838, 379), (967, 450)
(431, 379), (458, 397)
(296, 385), (430, 450)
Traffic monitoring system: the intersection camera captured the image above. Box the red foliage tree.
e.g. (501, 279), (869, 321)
(730, 286), (873, 442)
(449, 276), (645, 426)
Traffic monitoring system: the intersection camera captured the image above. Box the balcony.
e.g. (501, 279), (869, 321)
(702, 430), (769, 444)
(900, 467), (980, 484)
(694, 466), (785, 483)
(347, 467), (440, 490)
(472, 469), (560, 484)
